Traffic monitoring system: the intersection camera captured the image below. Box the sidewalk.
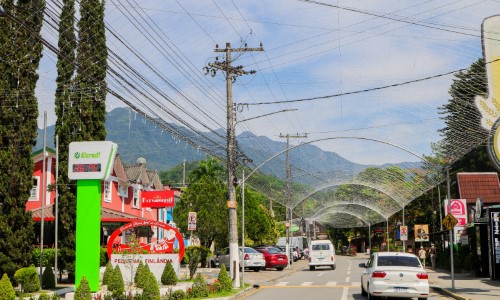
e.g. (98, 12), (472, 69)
(428, 267), (500, 300)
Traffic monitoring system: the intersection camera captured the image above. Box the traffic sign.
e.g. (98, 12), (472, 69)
(443, 213), (458, 230)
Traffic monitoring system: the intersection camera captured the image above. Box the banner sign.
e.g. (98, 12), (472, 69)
(188, 212), (197, 231)
(414, 224), (429, 242)
(141, 190), (175, 208)
(400, 226), (408, 241)
(445, 199), (468, 226)
(111, 254), (180, 283)
(492, 212), (500, 264)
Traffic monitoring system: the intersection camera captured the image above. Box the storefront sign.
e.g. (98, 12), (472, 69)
(492, 212), (500, 264)
(414, 224), (429, 242)
(141, 190), (175, 207)
(445, 199), (468, 226)
(111, 254), (180, 283)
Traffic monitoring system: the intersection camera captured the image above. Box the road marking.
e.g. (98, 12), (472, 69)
(301, 282), (313, 286)
(318, 272), (325, 276)
(347, 270), (351, 275)
(276, 282), (288, 286)
(346, 276), (350, 282)
(351, 281), (360, 287)
(341, 287), (348, 300)
(326, 281), (337, 286)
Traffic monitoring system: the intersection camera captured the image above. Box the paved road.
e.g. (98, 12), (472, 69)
(235, 255), (453, 300)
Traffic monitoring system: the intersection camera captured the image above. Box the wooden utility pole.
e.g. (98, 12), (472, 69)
(208, 42), (263, 288)
(280, 133), (307, 267)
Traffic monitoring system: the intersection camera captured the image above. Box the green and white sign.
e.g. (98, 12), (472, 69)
(68, 141), (117, 180)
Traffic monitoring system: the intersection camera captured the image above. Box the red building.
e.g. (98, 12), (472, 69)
(28, 148), (179, 247)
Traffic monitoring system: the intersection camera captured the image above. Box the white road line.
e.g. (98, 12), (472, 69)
(326, 281), (337, 286)
(276, 282), (288, 286)
(318, 272), (325, 277)
(301, 282), (313, 286)
(347, 270), (351, 275)
(341, 287), (348, 300)
(346, 276), (350, 282)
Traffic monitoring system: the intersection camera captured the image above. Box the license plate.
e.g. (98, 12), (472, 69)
(394, 287), (408, 292)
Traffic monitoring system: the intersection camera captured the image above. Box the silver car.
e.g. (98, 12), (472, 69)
(209, 247), (266, 272)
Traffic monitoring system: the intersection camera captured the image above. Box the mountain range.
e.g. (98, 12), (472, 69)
(35, 107), (414, 183)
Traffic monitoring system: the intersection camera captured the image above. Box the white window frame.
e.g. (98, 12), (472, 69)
(29, 176), (40, 201)
(104, 180), (112, 203)
(133, 188), (140, 208)
(118, 184), (128, 197)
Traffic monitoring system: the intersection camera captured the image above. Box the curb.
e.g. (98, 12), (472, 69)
(431, 285), (470, 300)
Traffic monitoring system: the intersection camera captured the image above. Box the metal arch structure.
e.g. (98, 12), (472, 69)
(310, 201), (389, 221)
(291, 180), (403, 211)
(244, 136), (430, 180)
(314, 210), (371, 228)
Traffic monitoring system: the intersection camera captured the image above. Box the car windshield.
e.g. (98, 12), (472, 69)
(243, 247), (259, 253)
(312, 244), (330, 251)
(267, 247), (281, 254)
(377, 256), (421, 267)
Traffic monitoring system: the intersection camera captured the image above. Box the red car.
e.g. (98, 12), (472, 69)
(254, 246), (288, 271)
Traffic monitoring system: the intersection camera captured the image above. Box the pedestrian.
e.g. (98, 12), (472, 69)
(418, 246), (426, 267)
(429, 244), (437, 269)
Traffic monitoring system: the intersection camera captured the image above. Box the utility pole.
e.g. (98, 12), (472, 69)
(280, 133), (307, 267)
(207, 42), (263, 288)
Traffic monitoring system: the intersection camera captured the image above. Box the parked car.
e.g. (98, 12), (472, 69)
(308, 240), (336, 270)
(274, 245), (299, 262)
(359, 252), (429, 300)
(254, 246), (288, 271)
(208, 247), (265, 272)
(277, 236), (308, 258)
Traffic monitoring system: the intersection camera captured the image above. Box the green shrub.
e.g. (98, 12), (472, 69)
(161, 261), (177, 286)
(38, 293), (52, 300)
(142, 271), (160, 300)
(31, 248), (56, 268)
(188, 273), (208, 299)
(100, 248), (109, 267)
(137, 264), (151, 289)
(42, 261), (56, 289)
(102, 261), (113, 286)
(0, 273), (15, 300)
(217, 263), (232, 292)
(108, 265), (125, 297)
(185, 246), (201, 279)
(198, 246), (211, 268)
(133, 293), (143, 300)
(74, 276), (92, 300)
(167, 289), (185, 300)
(14, 266), (40, 293)
(134, 261), (145, 285)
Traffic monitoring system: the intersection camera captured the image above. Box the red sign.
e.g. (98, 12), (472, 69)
(107, 220), (185, 261)
(141, 190), (175, 208)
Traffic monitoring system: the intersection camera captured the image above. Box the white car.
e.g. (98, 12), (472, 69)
(359, 252), (429, 300)
(209, 247), (266, 272)
(308, 240), (336, 270)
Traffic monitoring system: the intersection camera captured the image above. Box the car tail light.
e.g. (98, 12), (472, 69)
(331, 256), (334, 261)
(244, 254), (250, 260)
(417, 272), (428, 279)
(372, 271), (386, 278)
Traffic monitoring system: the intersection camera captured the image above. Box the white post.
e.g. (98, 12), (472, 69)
(241, 169), (245, 287)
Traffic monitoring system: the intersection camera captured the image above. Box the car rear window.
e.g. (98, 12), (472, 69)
(244, 248), (259, 253)
(377, 256), (420, 267)
(267, 247), (281, 254)
(312, 244), (330, 251)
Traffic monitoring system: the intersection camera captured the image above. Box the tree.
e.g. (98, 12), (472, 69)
(74, 276), (92, 300)
(0, 0), (44, 279)
(173, 158), (228, 248)
(161, 261), (177, 286)
(108, 265), (124, 297)
(0, 273), (15, 300)
(102, 261), (113, 286)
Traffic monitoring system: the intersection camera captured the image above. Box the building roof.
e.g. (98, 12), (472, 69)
(457, 172), (500, 204)
(30, 204), (149, 222)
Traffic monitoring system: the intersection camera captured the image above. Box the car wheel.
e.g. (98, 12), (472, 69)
(276, 267), (284, 271)
(417, 298), (427, 300)
(309, 266), (315, 271)
(331, 265), (335, 270)
(210, 261), (216, 268)
(367, 284), (378, 300)
(361, 280), (367, 296)
(253, 268), (260, 272)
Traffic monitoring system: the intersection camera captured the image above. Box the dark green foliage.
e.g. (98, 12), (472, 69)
(102, 261), (113, 286)
(142, 271), (160, 300)
(101, 247), (109, 267)
(74, 276), (92, 300)
(217, 263), (232, 292)
(161, 261), (177, 286)
(0, 0), (43, 280)
(108, 265), (124, 297)
(42, 261), (56, 289)
(189, 273), (208, 298)
(0, 273), (15, 300)
(185, 246), (202, 279)
(167, 289), (185, 300)
(134, 260), (144, 285)
(14, 266), (40, 293)
(38, 293), (52, 300)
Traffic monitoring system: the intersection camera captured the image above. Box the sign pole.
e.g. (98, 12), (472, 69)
(447, 167), (455, 290)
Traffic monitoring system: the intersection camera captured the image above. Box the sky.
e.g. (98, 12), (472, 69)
(34, 0), (500, 165)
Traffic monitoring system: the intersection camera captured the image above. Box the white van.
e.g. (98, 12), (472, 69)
(308, 240), (336, 270)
